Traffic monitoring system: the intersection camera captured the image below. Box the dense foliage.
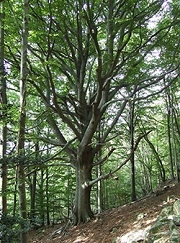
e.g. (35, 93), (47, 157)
(0, 0), (179, 242)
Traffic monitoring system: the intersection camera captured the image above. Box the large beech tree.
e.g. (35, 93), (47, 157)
(5, 0), (180, 224)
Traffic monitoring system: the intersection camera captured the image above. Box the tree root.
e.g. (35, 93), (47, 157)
(50, 220), (72, 239)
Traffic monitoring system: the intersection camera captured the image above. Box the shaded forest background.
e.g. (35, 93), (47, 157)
(0, 0), (179, 242)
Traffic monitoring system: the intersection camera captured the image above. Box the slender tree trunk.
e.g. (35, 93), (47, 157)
(165, 88), (175, 179)
(29, 142), (38, 224)
(144, 136), (166, 182)
(97, 122), (103, 213)
(97, 164), (102, 213)
(29, 170), (37, 223)
(17, 0), (29, 242)
(171, 109), (180, 181)
(46, 167), (50, 225)
(39, 169), (45, 226)
(17, 161), (28, 242)
(13, 169), (18, 216)
(67, 172), (70, 219)
(28, 169), (37, 224)
(0, 0), (7, 215)
(170, 91), (180, 181)
(129, 100), (136, 201)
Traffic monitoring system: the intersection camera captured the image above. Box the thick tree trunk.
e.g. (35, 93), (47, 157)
(72, 148), (94, 225)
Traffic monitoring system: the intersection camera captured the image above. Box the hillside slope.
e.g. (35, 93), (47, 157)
(30, 180), (180, 243)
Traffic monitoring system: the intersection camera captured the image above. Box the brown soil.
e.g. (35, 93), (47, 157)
(29, 180), (180, 243)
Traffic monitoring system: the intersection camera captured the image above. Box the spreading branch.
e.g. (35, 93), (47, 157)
(88, 130), (152, 187)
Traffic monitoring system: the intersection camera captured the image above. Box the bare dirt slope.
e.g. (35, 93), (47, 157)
(29, 180), (180, 243)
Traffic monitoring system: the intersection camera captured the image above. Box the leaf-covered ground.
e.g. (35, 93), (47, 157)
(29, 180), (180, 243)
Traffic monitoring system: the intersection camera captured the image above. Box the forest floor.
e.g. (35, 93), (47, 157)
(29, 180), (180, 243)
